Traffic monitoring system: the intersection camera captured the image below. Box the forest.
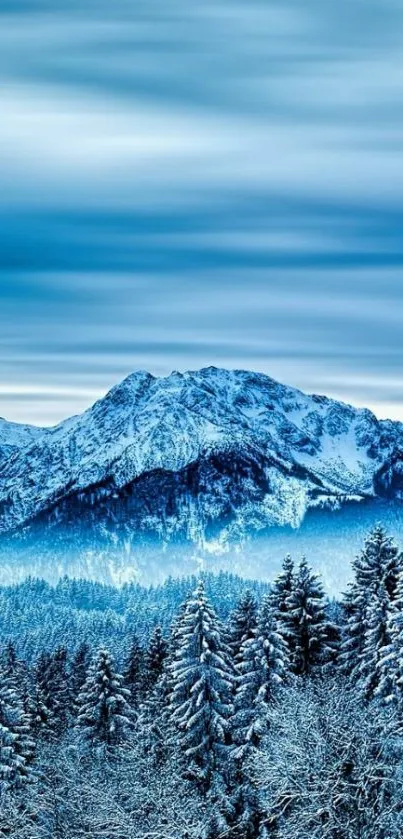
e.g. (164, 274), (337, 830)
(1, 525), (403, 838)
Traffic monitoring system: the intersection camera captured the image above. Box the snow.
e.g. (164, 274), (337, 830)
(0, 417), (47, 455)
(0, 366), (402, 549)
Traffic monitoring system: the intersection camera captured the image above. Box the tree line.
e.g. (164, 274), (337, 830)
(1, 525), (403, 837)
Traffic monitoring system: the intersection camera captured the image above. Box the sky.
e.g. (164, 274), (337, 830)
(1, 0), (403, 426)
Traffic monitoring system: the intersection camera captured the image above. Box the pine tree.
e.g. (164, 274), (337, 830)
(169, 581), (235, 797)
(339, 576), (368, 680)
(233, 595), (289, 756)
(0, 658), (35, 790)
(360, 580), (391, 700)
(71, 642), (91, 704)
(76, 648), (133, 757)
(30, 682), (54, 741)
(1, 642), (33, 723)
(376, 571), (403, 708)
(285, 559), (334, 677)
(45, 646), (72, 735)
(226, 590), (258, 663)
(340, 526), (402, 689)
(268, 555), (295, 650)
(142, 599), (190, 767)
(144, 626), (167, 693)
(253, 594), (291, 709)
(34, 652), (56, 740)
(1, 643), (19, 679)
(159, 598), (190, 704)
(124, 634), (145, 705)
(324, 599), (342, 668)
(230, 595), (289, 838)
(0, 721), (17, 792)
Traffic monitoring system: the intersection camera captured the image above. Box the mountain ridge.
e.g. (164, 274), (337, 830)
(0, 366), (403, 554)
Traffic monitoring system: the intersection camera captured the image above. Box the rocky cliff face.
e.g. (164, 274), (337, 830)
(0, 367), (402, 559)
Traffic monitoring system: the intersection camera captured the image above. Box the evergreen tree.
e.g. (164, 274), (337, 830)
(71, 642), (91, 704)
(376, 571), (403, 708)
(230, 594), (289, 838)
(285, 559), (334, 677)
(1, 642), (19, 679)
(0, 658), (35, 789)
(324, 599), (342, 668)
(124, 633), (145, 705)
(268, 555), (295, 652)
(339, 574), (368, 680)
(340, 526), (402, 688)
(226, 590), (258, 663)
(360, 580), (391, 700)
(34, 652), (56, 740)
(1, 642), (33, 723)
(165, 596), (190, 667)
(142, 600), (190, 766)
(253, 594), (291, 708)
(169, 581), (235, 797)
(45, 646), (72, 735)
(159, 598), (190, 703)
(144, 626), (167, 692)
(30, 682), (54, 740)
(76, 648), (133, 756)
(0, 721), (17, 792)
(233, 595), (289, 756)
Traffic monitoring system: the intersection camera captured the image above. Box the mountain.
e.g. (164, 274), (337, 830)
(1, 366), (403, 588)
(0, 417), (48, 466)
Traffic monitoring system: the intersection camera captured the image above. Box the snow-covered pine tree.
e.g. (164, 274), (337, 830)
(1, 643), (20, 680)
(285, 559), (334, 677)
(34, 652), (56, 740)
(267, 555), (295, 649)
(1, 642), (34, 725)
(124, 633), (145, 705)
(230, 594), (289, 838)
(340, 526), (402, 686)
(253, 594), (291, 709)
(233, 594), (289, 757)
(159, 597), (190, 703)
(354, 526), (401, 602)
(45, 646), (72, 735)
(0, 721), (17, 792)
(76, 648), (133, 757)
(339, 575), (368, 680)
(324, 599), (342, 668)
(30, 682), (55, 741)
(161, 596), (193, 694)
(360, 580), (392, 700)
(0, 657), (35, 790)
(226, 590), (258, 664)
(141, 598), (192, 767)
(169, 581), (235, 798)
(167, 597), (190, 658)
(71, 642), (91, 704)
(376, 571), (403, 708)
(143, 626), (168, 693)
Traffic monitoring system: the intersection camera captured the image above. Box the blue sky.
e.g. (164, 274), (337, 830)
(1, 0), (403, 426)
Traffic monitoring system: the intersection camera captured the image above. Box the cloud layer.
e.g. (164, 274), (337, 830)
(1, 0), (403, 424)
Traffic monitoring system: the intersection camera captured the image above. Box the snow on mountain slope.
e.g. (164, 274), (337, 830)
(0, 417), (48, 467)
(0, 367), (402, 548)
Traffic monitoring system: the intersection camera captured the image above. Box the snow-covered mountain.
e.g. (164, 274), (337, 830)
(0, 417), (48, 467)
(1, 367), (403, 566)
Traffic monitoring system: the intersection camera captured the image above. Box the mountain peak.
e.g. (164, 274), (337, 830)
(0, 367), (402, 572)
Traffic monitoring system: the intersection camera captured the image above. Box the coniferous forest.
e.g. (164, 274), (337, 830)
(1, 526), (403, 837)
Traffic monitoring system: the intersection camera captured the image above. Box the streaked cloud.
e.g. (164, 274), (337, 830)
(1, 0), (403, 424)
